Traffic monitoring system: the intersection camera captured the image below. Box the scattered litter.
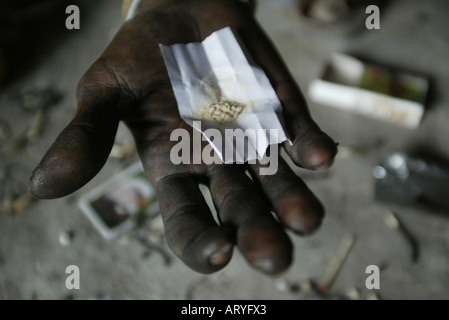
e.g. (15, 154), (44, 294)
(147, 215), (164, 244)
(0, 192), (35, 215)
(58, 230), (75, 247)
(345, 287), (361, 300)
(15, 87), (61, 111)
(13, 194), (35, 212)
(383, 210), (419, 263)
(317, 234), (356, 294)
(0, 87), (62, 155)
(366, 292), (381, 300)
(134, 233), (172, 266)
(298, 0), (350, 23)
(299, 280), (313, 293)
(275, 279), (301, 293)
(275, 279), (290, 292)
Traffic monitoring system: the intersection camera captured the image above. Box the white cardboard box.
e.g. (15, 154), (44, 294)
(308, 53), (429, 129)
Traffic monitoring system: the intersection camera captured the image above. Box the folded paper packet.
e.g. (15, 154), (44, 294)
(159, 27), (290, 163)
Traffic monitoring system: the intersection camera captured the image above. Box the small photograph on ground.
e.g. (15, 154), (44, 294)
(78, 163), (159, 239)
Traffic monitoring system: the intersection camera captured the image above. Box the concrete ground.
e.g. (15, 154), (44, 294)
(1, 0), (448, 300)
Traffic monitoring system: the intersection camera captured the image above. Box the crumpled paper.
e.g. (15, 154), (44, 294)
(160, 27), (289, 163)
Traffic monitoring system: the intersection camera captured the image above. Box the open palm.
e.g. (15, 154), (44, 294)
(30, 0), (337, 275)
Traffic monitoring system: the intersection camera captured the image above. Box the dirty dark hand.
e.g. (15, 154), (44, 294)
(29, 0), (337, 275)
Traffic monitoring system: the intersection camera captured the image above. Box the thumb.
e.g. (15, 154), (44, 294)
(29, 84), (120, 199)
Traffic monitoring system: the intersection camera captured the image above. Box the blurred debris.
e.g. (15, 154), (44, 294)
(0, 88), (62, 217)
(0, 192), (35, 215)
(13, 87), (61, 111)
(11, 193), (35, 213)
(317, 234), (356, 295)
(299, 280), (313, 294)
(345, 287), (361, 300)
(336, 145), (370, 159)
(366, 292), (381, 300)
(138, 236), (172, 266)
(0, 164), (32, 215)
(383, 211), (400, 230)
(374, 152), (449, 212)
(274, 278), (349, 299)
(133, 221), (172, 266)
(185, 277), (208, 300)
(275, 279), (301, 294)
(58, 230), (75, 247)
(26, 108), (46, 141)
(147, 215), (164, 244)
(276, 279), (290, 292)
(275, 279), (290, 292)
(288, 282), (324, 300)
(1, 87), (62, 155)
(302, 281), (347, 300)
(298, 0), (350, 23)
(383, 210), (419, 263)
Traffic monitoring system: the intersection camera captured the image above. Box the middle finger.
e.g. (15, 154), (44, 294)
(208, 165), (293, 275)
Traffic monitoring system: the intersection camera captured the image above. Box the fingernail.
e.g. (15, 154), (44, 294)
(28, 171), (43, 199)
(251, 258), (275, 272)
(313, 158), (335, 171)
(209, 244), (232, 265)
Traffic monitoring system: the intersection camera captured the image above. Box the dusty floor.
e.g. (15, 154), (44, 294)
(1, 0), (448, 300)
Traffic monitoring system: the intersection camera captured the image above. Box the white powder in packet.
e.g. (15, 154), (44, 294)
(160, 27), (290, 163)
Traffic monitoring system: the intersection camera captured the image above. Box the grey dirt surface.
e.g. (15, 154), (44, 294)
(0, 0), (448, 300)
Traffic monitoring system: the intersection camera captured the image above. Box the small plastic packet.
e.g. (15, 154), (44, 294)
(160, 27), (290, 163)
